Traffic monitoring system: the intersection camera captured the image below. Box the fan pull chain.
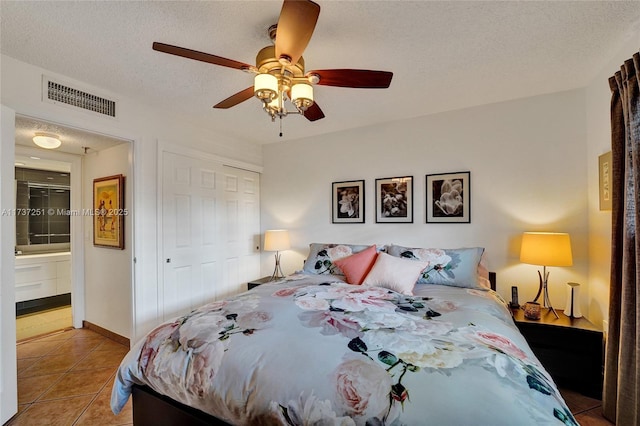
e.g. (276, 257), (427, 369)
(279, 116), (283, 137)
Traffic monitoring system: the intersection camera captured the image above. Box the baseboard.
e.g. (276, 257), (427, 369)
(82, 320), (130, 347)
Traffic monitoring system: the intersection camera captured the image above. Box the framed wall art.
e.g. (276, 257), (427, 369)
(93, 174), (125, 249)
(598, 151), (612, 211)
(375, 176), (413, 223)
(426, 171), (470, 223)
(332, 180), (365, 223)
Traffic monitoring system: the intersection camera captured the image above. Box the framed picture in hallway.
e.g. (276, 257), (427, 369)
(93, 174), (125, 249)
(332, 180), (365, 223)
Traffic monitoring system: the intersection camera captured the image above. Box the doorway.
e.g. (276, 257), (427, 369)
(13, 115), (131, 340)
(14, 160), (74, 341)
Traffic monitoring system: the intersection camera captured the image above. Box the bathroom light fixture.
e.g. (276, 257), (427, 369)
(32, 133), (61, 149)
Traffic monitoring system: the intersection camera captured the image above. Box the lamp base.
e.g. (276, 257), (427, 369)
(269, 251), (285, 282)
(532, 267), (559, 319)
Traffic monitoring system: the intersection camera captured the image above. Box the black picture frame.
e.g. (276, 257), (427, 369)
(425, 171), (470, 223)
(332, 180), (365, 223)
(375, 176), (413, 223)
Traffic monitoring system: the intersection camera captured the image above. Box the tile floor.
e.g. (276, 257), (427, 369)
(561, 387), (614, 425)
(16, 306), (74, 342)
(8, 327), (132, 425)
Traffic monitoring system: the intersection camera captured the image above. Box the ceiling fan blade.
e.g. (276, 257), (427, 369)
(303, 102), (325, 121)
(275, 0), (320, 65)
(153, 42), (252, 71)
(307, 69), (393, 88)
(213, 87), (255, 109)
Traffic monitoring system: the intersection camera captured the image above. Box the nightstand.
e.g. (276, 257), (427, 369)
(512, 308), (603, 399)
(247, 276), (273, 290)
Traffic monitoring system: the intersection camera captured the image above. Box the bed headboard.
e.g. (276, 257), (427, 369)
(489, 272), (496, 291)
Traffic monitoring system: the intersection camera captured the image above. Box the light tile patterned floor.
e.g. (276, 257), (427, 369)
(16, 306), (73, 341)
(8, 328), (132, 425)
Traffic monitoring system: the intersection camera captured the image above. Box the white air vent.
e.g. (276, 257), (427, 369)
(43, 77), (117, 118)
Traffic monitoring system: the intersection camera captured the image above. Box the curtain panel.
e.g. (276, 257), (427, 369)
(603, 51), (640, 426)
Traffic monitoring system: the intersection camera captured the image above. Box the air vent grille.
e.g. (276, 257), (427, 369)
(46, 80), (116, 117)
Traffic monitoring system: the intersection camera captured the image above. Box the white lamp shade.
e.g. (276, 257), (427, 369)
(291, 83), (313, 107)
(520, 232), (573, 267)
(254, 74), (278, 100)
(264, 230), (290, 252)
(32, 134), (61, 149)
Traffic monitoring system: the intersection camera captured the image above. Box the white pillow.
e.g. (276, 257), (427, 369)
(362, 252), (429, 295)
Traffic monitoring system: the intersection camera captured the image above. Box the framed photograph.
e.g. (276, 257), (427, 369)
(375, 176), (413, 223)
(426, 171), (470, 223)
(599, 151), (612, 211)
(332, 180), (365, 223)
(93, 174), (125, 249)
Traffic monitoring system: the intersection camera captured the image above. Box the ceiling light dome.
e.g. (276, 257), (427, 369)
(33, 133), (61, 149)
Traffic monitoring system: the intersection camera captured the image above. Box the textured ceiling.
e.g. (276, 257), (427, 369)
(2, 1), (640, 145)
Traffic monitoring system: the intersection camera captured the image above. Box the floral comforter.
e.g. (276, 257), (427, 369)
(111, 274), (577, 425)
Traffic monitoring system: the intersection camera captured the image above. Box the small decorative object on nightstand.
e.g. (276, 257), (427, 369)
(512, 308), (603, 399)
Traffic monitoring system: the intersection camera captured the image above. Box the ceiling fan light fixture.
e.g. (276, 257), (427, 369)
(32, 133), (61, 149)
(291, 83), (314, 111)
(254, 73), (278, 102)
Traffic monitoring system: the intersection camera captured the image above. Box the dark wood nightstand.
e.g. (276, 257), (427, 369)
(247, 276), (273, 290)
(512, 308), (603, 399)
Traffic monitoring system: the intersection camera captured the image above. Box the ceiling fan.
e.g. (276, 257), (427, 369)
(152, 0), (393, 129)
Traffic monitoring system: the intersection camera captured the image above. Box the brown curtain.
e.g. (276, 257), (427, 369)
(603, 51), (640, 426)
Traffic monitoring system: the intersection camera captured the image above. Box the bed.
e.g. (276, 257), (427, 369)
(111, 244), (578, 425)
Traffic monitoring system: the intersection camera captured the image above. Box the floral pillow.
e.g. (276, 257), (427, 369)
(302, 243), (381, 276)
(385, 245), (486, 289)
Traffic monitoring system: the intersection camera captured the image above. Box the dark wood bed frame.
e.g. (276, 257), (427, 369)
(131, 272), (497, 425)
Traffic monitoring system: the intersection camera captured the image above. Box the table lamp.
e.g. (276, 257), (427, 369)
(264, 229), (290, 281)
(519, 232), (573, 318)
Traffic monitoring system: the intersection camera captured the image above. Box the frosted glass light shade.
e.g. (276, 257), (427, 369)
(254, 74), (278, 101)
(291, 83), (314, 110)
(33, 134), (61, 149)
(520, 232), (573, 267)
(264, 230), (290, 252)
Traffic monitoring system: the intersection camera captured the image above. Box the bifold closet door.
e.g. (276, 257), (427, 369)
(221, 166), (260, 299)
(161, 152), (260, 321)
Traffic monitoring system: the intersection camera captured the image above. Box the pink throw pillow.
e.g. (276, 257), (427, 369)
(333, 245), (378, 285)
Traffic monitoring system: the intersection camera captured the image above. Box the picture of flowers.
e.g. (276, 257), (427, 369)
(93, 174), (125, 249)
(375, 176), (413, 223)
(332, 180), (364, 223)
(426, 171), (470, 223)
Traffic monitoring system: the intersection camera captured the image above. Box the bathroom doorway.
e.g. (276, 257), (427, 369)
(14, 115), (129, 341)
(14, 161), (73, 340)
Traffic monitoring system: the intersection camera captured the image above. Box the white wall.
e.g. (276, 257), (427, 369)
(1, 55), (263, 342)
(585, 33), (640, 329)
(83, 143), (132, 338)
(0, 106), (18, 424)
(262, 89), (589, 311)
